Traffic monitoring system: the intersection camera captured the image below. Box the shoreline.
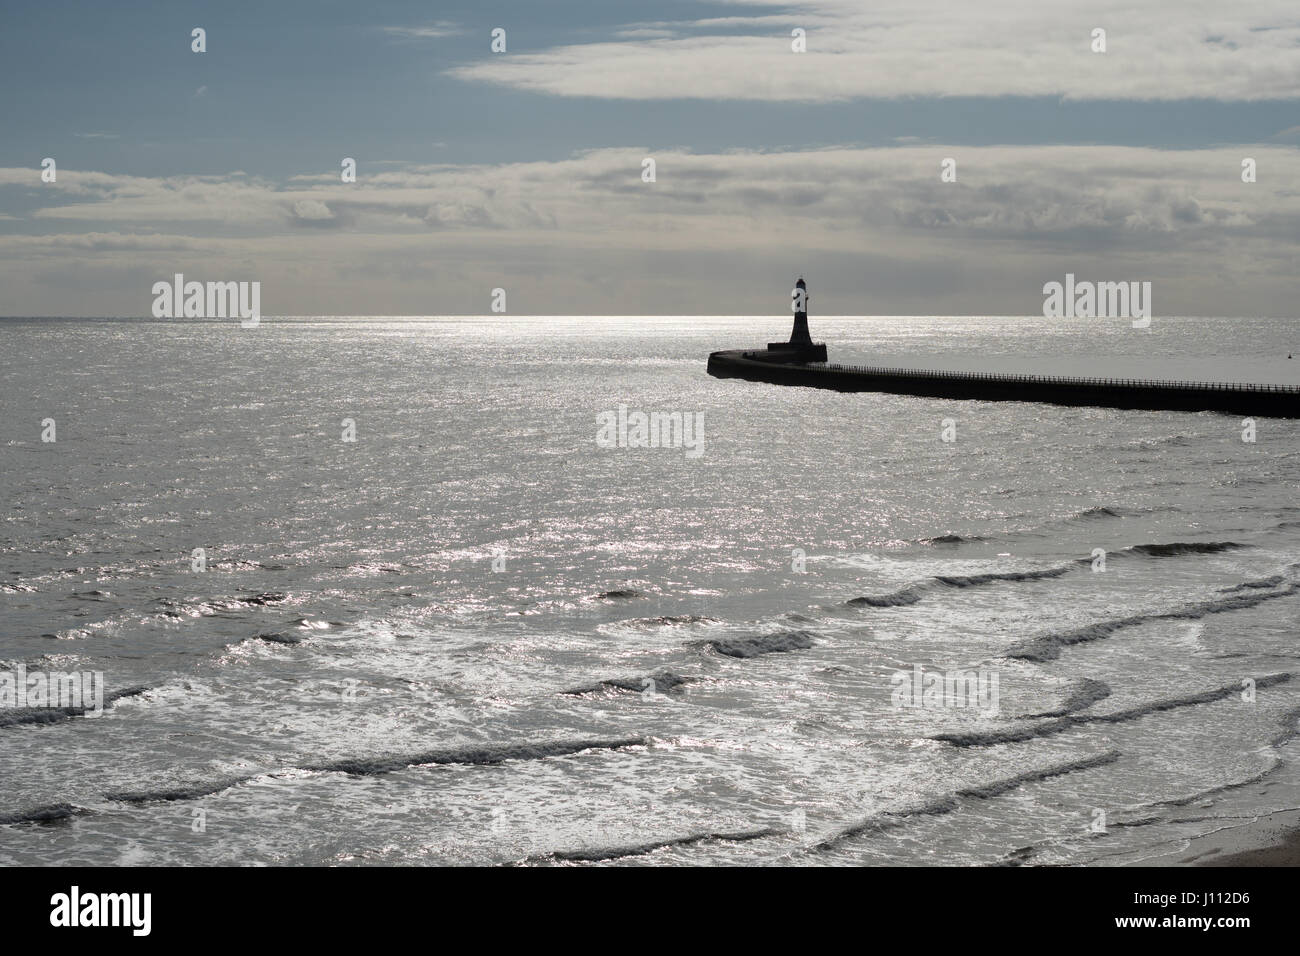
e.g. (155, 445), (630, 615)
(1167, 809), (1300, 867)
(1135, 794), (1300, 867)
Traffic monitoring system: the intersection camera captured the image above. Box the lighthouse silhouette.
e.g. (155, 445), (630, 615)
(789, 276), (812, 346)
(766, 276), (826, 361)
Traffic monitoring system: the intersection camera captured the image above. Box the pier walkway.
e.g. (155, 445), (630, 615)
(706, 349), (1300, 417)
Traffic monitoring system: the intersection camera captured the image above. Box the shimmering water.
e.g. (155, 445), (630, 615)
(1, 315), (1298, 866)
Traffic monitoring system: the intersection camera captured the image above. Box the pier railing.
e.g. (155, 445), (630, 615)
(764, 358), (1299, 394)
(718, 350), (1300, 415)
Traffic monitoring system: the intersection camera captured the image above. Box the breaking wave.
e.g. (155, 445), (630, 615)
(0, 686), (151, 729)
(933, 674), (1292, 747)
(562, 672), (694, 696)
(846, 585), (927, 608)
(806, 751), (1121, 852)
(847, 565), (1075, 608)
(0, 803), (89, 827)
(923, 533), (986, 545)
(698, 630), (816, 658)
(1072, 506), (1124, 520)
(617, 614), (718, 628)
(248, 631), (310, 646)
(300, 736), (648, 777)
(846, 541), (1258, 613)
(104, 778), (253, 804)
(1007, 582), (1300, 662)
(105, 737), (650, 803)
(1219, 575), (1285, 593)
(1127, 541), (1244, 558)
(520, 827), (781, 863)
(1025, 678), (1112, 718)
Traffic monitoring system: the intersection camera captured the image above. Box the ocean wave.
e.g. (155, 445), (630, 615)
(154, 591), (291, 618)
(698, 630), (816, 658)
(1219, 575), (1285, 593)
(1025, 678), (1112, 718)
(806, 751), (1121, 852)
(104, 778), (253, 804)
(1059, 504), (1182, 524)
(1126, 541), (1244, 558)
(923, 533), (986, 545)
(104, 737), (651, 803)
(1150, 706), (1300, 809)
(561, 672), (694, 696)
(996, 845), (1040, 866)
(933, 674), (1292, 747)
(846, 541), (1260, 613)
(934, 567), (1075, 588)
(1007, 582), (1300, 662)
(0, 803), (90, 827)
(846, 565), (1074, 608)
(616, 614), (718, 629)
(301, 736), (648, 776)
(237, 591), (289, 606)
(519, 827), (781, 863)
(1072, 506), (1125, 520)
(0, 685), (151, 729)
(211, 560), (289, 572)
(846, 585), (927, 608)
(248, 631), (309, 646)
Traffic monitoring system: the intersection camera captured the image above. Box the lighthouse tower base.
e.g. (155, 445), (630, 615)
(764, 341), (827, 362)
(767, 309), (826, 362)
(761, 277), (826, 362)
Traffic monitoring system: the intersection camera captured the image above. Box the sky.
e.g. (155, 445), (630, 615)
(1, 0), (1298, 316)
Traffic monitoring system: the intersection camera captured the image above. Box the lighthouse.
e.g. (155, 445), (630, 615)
(789, 276), (812, 346)
(765, 276), (827, 361)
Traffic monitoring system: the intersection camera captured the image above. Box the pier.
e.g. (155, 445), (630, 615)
(708, 278), (1300, 417)
(707, 349), (1300, 417)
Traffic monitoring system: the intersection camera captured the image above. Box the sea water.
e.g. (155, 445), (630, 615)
(1, 315), (1296, 865)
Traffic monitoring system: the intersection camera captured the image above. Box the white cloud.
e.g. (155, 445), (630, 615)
(382, 23), (464, 40)
(1, 144), (1297, 315)
(445, 0), (1300, 102)
(292, 199), (335, 220)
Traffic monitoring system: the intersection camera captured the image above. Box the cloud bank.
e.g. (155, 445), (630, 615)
(446, 0), (1300, 102)
(1, 144), (1297, 316)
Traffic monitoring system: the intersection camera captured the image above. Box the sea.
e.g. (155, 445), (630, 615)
(1, 314), (1298, 866)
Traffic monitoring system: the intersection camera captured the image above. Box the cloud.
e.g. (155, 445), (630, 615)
(8, 147), (1298, 244)
(1, 144), (1298, 315)
(292, 198), (335, 221)
(382, 23), (464, 40)
(1, 231), (206, 252)
(445, 0), (1300, 102)
(613, 28), (678, 40)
